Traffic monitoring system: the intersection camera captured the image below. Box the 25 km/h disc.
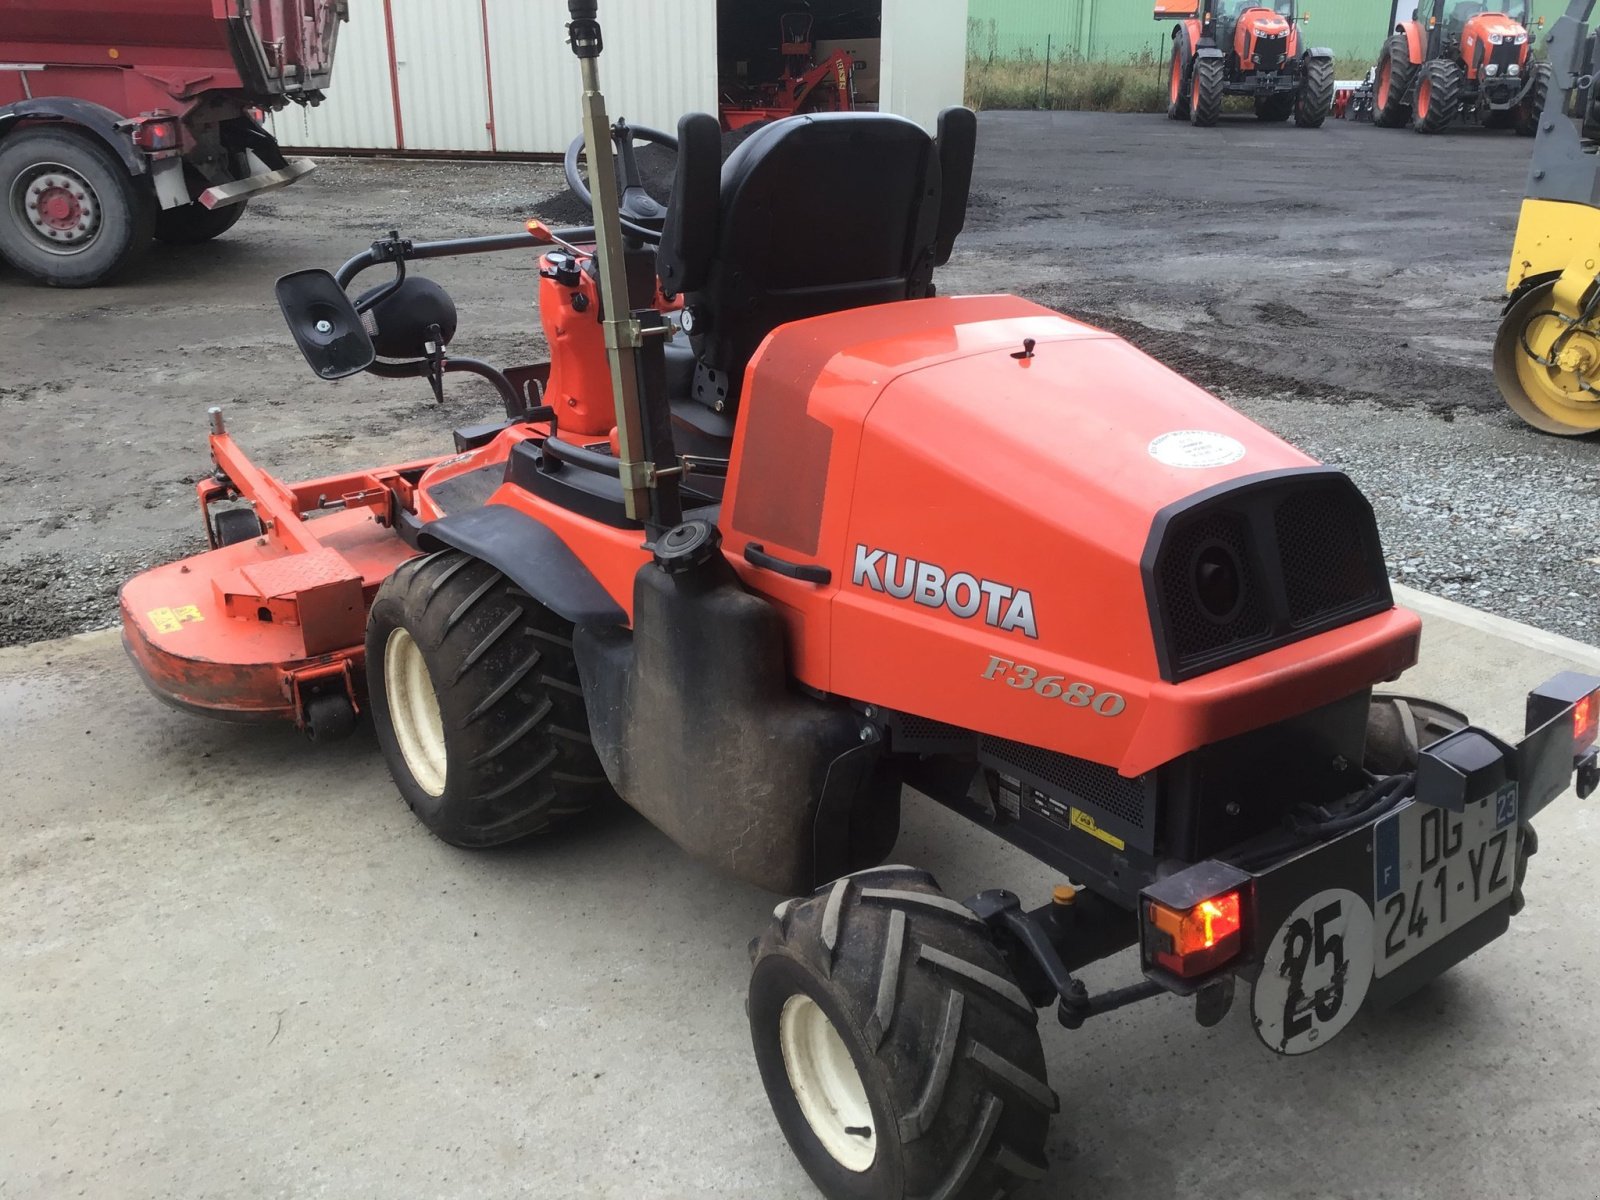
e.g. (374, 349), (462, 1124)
(1494, 282), (1600, 436)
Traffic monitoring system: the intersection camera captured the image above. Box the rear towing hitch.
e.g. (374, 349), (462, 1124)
(964, 888), (1234, 1030)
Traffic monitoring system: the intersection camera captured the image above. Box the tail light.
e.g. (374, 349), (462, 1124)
(1526, 672), (1600, 755)
(1140, 861), (1252, 987)
(132, 117), (181, 152)
(1145, 891), (1243, 978)
(1575, 691), (1598, 754)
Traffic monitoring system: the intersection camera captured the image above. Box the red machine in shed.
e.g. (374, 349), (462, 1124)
(0, 0), (343, 286)
(721, 12), (857, 131)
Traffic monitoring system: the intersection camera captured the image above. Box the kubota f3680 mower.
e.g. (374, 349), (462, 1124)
(1496, 0), (1600, 433)
(1370, 0), (1550, 133)
(1156, 0), (1335, 127)
(121, 3), (1600, 1196)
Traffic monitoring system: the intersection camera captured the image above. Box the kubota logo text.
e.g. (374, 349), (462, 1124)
(852, 545), (1038, 639)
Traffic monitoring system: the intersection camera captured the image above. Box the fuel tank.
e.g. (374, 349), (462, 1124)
(720, 295), (1419, 778)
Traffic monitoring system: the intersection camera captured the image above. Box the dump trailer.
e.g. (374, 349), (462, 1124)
(1157, 0), (1335, 128)
(1496, 0), (1600, 433)
(0, 0), (344, 287)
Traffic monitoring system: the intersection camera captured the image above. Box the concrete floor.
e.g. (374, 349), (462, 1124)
(4, 593), (1599, 1200)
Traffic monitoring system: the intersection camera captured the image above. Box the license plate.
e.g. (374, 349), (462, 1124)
(1372, 786), (1519, 978)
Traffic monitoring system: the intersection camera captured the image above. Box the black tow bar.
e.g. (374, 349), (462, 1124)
(965, 888), (1234, 1030)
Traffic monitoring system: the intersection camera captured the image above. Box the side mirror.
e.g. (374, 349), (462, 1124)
(275, 268), (375, 380)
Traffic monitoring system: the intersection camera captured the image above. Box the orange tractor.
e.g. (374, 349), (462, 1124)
(120, 1), (1600, 1196)
(1371, 0), (1551, 132)
(1157, 0), (1335, 127)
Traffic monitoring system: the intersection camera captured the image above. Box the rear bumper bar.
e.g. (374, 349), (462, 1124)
(200, 157), (316, 211)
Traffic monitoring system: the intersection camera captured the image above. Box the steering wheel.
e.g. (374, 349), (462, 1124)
(564, 119), (678, 244)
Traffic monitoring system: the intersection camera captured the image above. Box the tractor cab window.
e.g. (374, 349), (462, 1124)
(1444, 0), (1486, 33)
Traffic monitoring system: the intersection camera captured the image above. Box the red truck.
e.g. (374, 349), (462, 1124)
(0, 1), (343, 287)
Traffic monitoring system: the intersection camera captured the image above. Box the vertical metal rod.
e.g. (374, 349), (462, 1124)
(1044, 34), (1052, 106)
(571, 11), (651, 521)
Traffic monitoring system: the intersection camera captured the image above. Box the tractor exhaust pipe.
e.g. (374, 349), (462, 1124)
(566, 0), (654, 522)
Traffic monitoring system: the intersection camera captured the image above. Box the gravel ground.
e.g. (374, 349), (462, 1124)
(0, 111), (1594, 646)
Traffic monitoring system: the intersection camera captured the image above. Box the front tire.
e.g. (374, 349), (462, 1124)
(366, 551), (611, 848)
(749, 866), (1055, 1200)
(1190, 56), (1225, 127)
(1413, 59), (1462, 134)
(0, 128), (154, 287)
(1515, 61), (1553, 137)
(1295, 56), (1336, 127)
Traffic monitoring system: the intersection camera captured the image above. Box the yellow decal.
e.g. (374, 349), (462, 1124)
(148, 605), (204, 634)
(1069, 807), (1125, 852)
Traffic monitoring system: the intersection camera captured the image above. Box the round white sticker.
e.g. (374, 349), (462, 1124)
(1251, 887), (1374, 1056)
(1148, 430), (1246, 469)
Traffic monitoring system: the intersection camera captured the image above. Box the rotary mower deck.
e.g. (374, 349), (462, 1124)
(121, 4), (1600, 1198)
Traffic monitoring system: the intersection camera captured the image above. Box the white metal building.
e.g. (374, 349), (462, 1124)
(270, 0), (968, 157)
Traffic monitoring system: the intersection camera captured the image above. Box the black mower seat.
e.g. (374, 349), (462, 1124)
(657, 108), (976, 418)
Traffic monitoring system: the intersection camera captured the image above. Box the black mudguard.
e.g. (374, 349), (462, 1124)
(0, 97), (145, 175)
(417, 505), (627, 627)
(574, 550), (900, 894)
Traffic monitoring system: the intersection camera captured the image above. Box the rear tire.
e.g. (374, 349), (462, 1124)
(366, 551), (611, 848)
(1167, 34), (1192, 120)
(1373, 34), (1417, 127)
(1413, 59), (1462, 134)
(155, 198), (247, 245)
(1190, 56), (1225, 127)
(749, 866), (1055, 1200)
(0, 127), (154, 287)
(1295, 56), (1336, 127)
(1515, 61), (1553, 137)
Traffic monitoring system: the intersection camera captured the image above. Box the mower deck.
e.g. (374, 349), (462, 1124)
(121, 507), (415, 723)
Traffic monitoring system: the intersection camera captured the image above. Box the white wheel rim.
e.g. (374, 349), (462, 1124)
(384, 627), (447, 797)
(778, 993), (876, 1173)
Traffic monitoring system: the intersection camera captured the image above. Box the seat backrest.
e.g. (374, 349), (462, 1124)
(659, 111), (975, 416)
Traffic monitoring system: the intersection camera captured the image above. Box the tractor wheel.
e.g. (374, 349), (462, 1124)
(0, 127), (155, 287)
(1190, 57), (1225, 127)
(1255, 93), (1294, 121)
(211, 507), (264, 547)
(1167, 35), (1192, 120)
(749, 866), (1055, 1200)
(1492, 279), (1600, 435)
(1373, 34), (1417, 127)
(1413, 59), (1462, 134)
(365, 550), (612, 848)
(1515, 61), (1553, 137)
(1295, 57), (1336, 127)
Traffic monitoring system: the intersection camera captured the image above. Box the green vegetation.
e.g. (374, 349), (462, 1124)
(966, 53), (1171, 114)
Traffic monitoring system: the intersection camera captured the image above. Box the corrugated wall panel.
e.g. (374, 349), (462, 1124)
(485, 0), (718, 156)
(272, 0), (398, 149)
(391, 0), (494, 152)
(967, 0), (1568, 69)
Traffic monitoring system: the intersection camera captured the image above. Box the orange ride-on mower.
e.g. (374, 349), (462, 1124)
(1157, 0), (1335, 127)
(1370, 0), (1551, 133)
(122, 3), (1600, 1197)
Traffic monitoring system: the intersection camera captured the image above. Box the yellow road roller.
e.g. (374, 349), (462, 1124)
(1498, 0), (1600, 434)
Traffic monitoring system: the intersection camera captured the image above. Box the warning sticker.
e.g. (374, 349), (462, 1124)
(1148, 430), (1246, 469)
(148, 606), (204, 635)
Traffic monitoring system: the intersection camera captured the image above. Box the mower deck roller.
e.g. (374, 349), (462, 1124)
(121, 1), (1600, 1197)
